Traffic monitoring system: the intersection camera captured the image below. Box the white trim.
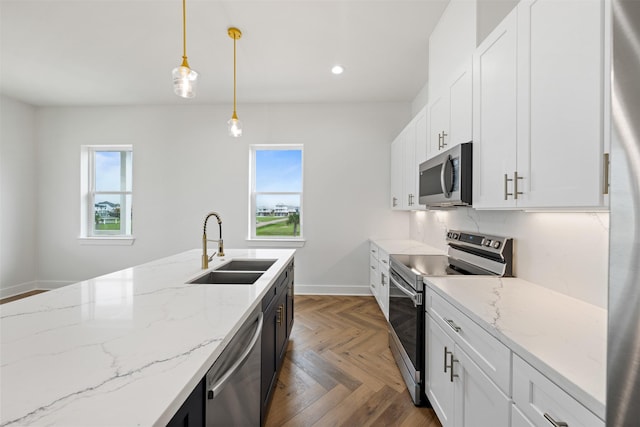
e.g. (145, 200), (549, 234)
(294, 284), (373, 296)
(37, 280), (75, 290)
(78, 236), (136, 245)
(0, 281), (38, 299)
(246, 239), (305, 248)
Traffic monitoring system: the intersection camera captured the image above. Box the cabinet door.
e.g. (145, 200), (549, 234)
(429, 94), (451, 157)
(511, 404), (535, 427)
(286, 265), (294, 338)
(427, 316), (456, 427)
(390, 134), (404, 209)
(449, 60), (473, 148)
(415, 107), (429, 165)
(275, 290), (288, 366)
(472, 8), (519, 209)
(261, 299), (278, 417)
(453, 345), (511, 427)
(517, 0), (606, 208)
(404, 122), (418, 209)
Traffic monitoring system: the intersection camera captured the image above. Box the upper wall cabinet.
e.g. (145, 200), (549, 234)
(429, 0), (477, 97)
(428, 59), (473, 159)
(473, 0), (610, 210)
(472, 9), (519, 209)
(390, 107), (428, 211)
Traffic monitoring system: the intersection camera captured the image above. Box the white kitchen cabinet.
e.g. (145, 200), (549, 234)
(426, 315), (510, 427)
(377, 248), (390, 320)
(389, 108), (428, 210)
(369, 242), (389, 320)
(428, 60), (473, 158)
(516, 0), (609, 209)
(512, 354), (604, 427)
(511, 403), (535, 427)
(390, 134), (404, 210)
(472, 8), (519, 209)
(429, 291), (511, 394)
(473, 0), (610, 210)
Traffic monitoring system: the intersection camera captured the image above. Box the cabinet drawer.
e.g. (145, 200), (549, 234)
(512, 354), (604, 427)
(430, 291), (511, 395)
(378, 248), (389, 270)
(369, 243), (379, 259)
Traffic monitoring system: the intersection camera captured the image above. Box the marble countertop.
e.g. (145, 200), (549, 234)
(369, 238), (445, 256)
(0, 248), (295, 427)
(425, 276), (606, 420)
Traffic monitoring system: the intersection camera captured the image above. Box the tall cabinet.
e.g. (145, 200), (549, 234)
(473, 0), (610, 210)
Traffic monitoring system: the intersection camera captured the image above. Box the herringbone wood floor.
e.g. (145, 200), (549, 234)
(265, 295), (442, 427)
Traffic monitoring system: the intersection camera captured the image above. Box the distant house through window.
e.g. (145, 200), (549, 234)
(249, 145), (303, 240)
(80, 145), (133, 240)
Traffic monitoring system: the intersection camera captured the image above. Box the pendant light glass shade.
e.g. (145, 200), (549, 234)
(227, 27), (242, 137)
(173, 0), (197, 98)
(173, 60), (198, 98)
(228, 113), (242, 137)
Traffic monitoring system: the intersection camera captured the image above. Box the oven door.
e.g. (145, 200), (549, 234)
(388, 268), (425, 404)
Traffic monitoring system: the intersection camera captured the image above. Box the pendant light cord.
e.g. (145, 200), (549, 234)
(233, 35), (237, 115)
(181, 0), (188, 66)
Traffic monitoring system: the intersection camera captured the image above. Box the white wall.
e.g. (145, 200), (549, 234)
(0, 96), (38, 296)
(34, 103), (410, 293)
(410, 209), (609, 308)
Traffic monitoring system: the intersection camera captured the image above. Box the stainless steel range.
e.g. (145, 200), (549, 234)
(387, 230), (513, 406)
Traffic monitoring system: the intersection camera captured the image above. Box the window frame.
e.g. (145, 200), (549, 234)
(248, 144), (304, 245)
(79, 145), (134, 245)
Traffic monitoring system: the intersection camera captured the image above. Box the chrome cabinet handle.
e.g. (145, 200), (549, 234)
(504, 174), (513, 200)
(444, 318), (462, 333)
(603, 153), (610, 195)
(392, 197), (398, 207)
(381, 259), (388, 264)
(444, 346), (451, 373)
(438, 131), (448, 150)
(371, 265), (376, 270)
(380, 273), (387, 286)
(449, 353), (458, 382)
(544, 413), (568, 427)
(514, 171), (524, 199)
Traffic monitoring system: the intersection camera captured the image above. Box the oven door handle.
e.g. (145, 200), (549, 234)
(389, 273), (422, 307)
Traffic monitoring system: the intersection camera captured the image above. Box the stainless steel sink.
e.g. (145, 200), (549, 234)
(188, 271), (263, 285)
(216, 259), (276, 272)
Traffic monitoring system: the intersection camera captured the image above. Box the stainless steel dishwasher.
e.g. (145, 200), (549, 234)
(205, 307), (263, 426)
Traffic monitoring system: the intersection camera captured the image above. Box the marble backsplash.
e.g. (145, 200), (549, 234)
(409, 208), (609, 308)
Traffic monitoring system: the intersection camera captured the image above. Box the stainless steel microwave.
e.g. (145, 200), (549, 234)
(418, 142), (472, 207)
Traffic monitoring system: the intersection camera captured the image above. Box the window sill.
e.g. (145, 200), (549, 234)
(246, 238), (306, 248)
(78, 236), (136, 246)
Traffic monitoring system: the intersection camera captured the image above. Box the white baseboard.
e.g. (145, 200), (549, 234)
(0, 281), (38, 299)
(294, 284), (373, 296)
(37, 280), (75, 290)
(1, 280), (75, 299)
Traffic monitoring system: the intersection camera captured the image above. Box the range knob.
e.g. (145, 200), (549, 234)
(492, 241), (501, 249)
(452, 233), (459, 239)
(483, 239), (492, 247)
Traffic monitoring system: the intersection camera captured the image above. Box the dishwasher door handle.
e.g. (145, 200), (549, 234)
(208, 312), (264, 400)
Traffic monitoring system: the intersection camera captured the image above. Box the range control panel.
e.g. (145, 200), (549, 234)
(446, 230), (511, 255)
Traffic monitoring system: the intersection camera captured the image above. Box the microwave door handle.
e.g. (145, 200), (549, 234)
(440, 155), (453, 198)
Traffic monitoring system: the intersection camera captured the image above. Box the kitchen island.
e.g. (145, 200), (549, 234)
(0, 248), (295, 426)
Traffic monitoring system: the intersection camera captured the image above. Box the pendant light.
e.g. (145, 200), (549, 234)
(227, 27), (242, 137)
(172, 0), (198, 98)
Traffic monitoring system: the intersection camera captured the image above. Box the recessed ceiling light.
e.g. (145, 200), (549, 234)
(331, 65), (344, 75)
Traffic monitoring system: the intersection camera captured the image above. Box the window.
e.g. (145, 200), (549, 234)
(80, 145), (133, 242)
(249, 145), (303, 241)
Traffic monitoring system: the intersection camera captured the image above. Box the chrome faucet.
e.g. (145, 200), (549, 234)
(202, 211), (225, 269)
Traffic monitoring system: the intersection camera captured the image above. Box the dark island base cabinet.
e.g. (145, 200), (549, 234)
(166, 379), (205, 427)
(261, 260), (295, 425)
(166, 259), (294, 427)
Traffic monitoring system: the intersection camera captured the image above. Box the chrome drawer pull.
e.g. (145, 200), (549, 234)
(444, 346), (450, 373)
(544, 413), (568, 427)
(444, 318), (462, 333)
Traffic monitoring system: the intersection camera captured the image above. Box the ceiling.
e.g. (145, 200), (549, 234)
(0, 0), (449, 107)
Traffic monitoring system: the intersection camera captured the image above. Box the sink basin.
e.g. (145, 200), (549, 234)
(188, 271), (263, 285)
(216, 259), (276, 272)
